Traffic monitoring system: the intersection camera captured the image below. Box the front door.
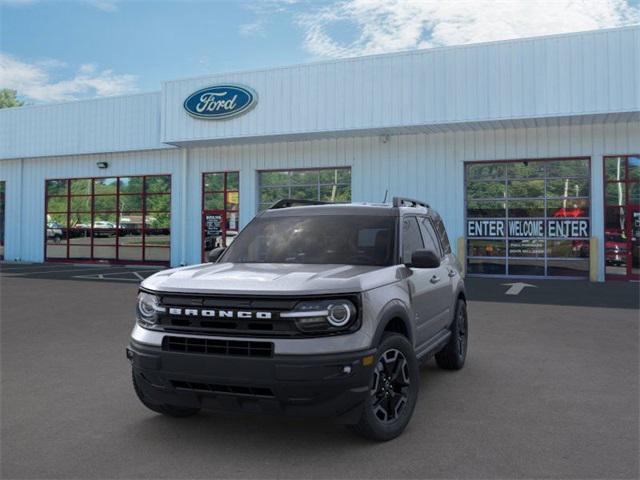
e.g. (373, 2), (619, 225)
(604, 156), (639, 280)
(202, 210), (225, 260)
(202, 172), (240, 261)
(402, 216), (450, 347)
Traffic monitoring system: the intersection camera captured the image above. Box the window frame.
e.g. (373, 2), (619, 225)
(464, 157), (591, 278)
(257, 167), (351, 212)
(602, 155), (640, 281)
(44, 174), (171, 265)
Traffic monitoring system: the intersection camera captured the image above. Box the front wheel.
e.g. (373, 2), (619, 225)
(349, 333), (419, 441)
(435, 298), (468, 370)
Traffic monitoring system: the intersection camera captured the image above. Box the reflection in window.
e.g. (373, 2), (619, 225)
(465, 158), (591, 277)
(45, 175), (171, 264)
(507, 200), (545, 218)
(257, 168), (351, 212)
(467, 240), (506, 257)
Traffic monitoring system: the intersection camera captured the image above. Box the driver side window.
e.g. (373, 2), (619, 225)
(402, 217), (424, 263)
(419, 217), (442, 257)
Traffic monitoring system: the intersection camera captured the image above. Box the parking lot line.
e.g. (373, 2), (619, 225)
(0, 266), (135, 276)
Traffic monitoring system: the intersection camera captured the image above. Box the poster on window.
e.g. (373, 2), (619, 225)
(467, 219), (589, 238)
(204, 213), (223, 251)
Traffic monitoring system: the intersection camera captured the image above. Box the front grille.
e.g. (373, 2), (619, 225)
(152, 292), (361, 338)
(163, 336), (273, 357)
(157, 294), (300, 337)
(171, 380), (274, 398)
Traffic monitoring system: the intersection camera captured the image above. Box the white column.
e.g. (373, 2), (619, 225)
(591, 155), (605, 282)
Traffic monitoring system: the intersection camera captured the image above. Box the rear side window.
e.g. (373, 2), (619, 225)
(434, 218), (451, 254)
(402, 217), (424, 263)
(419, 217), (441, 257)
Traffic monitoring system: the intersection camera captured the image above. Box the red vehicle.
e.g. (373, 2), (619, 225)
(605, 230), (628, 266)
(553, 207), (585, 218)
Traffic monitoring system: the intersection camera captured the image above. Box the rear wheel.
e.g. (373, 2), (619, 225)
(435, 299), (468, 370)
(132, 371), (200, 418)
(349, 333), (419, 441)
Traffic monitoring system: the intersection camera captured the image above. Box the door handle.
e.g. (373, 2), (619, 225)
(448, 269), (457, 278)
(430, 275), (440, 284)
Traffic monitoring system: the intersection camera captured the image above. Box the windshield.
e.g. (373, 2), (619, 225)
(221, 215), (397, 266)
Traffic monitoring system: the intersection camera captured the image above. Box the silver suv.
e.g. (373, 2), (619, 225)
(127, 197), (468, 441)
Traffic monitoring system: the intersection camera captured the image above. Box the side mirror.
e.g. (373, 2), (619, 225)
(207, 247), (226, 263)
(408, 249), (440, 269)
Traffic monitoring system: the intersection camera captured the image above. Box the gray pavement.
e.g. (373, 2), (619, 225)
(1, 268), (638, 479)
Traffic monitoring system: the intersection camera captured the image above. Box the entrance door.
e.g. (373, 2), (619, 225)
(202, 172), (239, 261)
(604, 156), (639, 280)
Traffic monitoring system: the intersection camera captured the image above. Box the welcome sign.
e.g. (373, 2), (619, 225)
(184, 84), (257, 119)
(467, 219), (590, 238)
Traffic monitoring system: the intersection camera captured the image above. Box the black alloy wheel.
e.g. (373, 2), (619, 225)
(371, 348), (411, 423)
(349, 333), (419, 441)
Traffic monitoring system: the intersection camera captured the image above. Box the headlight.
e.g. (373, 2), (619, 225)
(136, 291), (164, 328)
(282, 299), (358, 334)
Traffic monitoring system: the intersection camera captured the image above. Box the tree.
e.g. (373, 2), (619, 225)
(0, 89), (24, 109)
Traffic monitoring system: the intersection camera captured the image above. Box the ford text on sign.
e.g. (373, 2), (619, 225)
(184, 85), (257, 119)
(467, 219), (589, 238)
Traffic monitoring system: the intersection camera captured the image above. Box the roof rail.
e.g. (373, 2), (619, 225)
(392, 196), (430, 209)
(268, 199), (331, 210)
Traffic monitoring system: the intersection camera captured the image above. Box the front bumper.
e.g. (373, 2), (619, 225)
(128, 339), (376, 423)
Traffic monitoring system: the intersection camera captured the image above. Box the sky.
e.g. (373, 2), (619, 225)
(1, 0), (639, 104)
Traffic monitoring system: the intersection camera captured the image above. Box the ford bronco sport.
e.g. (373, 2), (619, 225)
(128, 197), (468, 441)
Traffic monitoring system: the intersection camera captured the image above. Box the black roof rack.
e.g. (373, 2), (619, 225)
(268, 199), (331, 210)
(392, 196), (430, 209)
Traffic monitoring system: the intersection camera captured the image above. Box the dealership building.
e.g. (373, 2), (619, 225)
(0, 26), (638, 281)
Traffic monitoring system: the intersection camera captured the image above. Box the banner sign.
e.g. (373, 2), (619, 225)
(467, 219), (589, 239)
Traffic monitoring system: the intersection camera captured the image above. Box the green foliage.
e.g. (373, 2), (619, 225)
(0, 89), (24, 109)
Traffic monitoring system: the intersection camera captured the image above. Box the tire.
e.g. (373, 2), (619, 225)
(435, 298), (468, 370)
(132, 370), (200, 418)
(349, 333), (419, 441)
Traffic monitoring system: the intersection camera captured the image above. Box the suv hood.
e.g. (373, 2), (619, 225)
(141, 262), (402, 295)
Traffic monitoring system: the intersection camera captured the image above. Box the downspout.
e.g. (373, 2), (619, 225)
(18, 157), (24, 262)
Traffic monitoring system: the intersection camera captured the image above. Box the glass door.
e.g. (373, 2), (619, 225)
(604, 156), (639, 280)
(202, 172), (239, 261)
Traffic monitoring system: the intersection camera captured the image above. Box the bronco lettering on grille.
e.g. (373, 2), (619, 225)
(167, 308), (272, 320)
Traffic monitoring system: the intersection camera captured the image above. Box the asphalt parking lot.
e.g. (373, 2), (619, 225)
(1, 263), (638, 479)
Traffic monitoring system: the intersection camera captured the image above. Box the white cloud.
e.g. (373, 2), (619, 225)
(86, 0), (119, 12)
(0, 53), (138, 102)
(239, 19), (266, 36)
(298, 0), (640, 58)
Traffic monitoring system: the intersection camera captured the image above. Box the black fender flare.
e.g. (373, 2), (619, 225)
(370, 299), (414, 348)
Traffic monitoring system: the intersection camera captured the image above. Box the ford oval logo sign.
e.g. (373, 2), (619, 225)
(183, 84), (257, 120)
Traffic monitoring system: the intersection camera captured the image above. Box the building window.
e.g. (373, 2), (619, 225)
(257, 167), (351, 212)
(465, 159), (591, 277)
(0, 181), (5, 260)
(45, 175), (171, 264)
(603, 155), (639, 280)
(202, 171), (239, 259)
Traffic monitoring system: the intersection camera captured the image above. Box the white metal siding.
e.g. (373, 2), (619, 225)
(0, 92), (169, 160)
(181, 121), (639, 282)
(0, 149), (184, 265)
(162, 27), (639, 145)
(1, 120), (638, 280)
